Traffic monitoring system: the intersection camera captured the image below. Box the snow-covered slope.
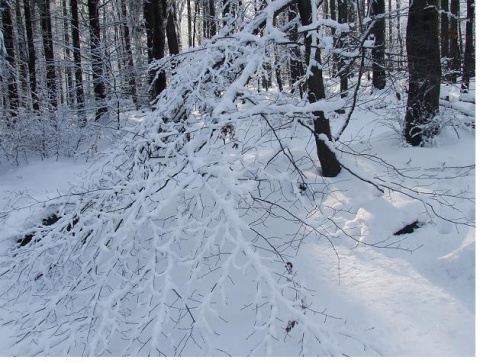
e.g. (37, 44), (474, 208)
(0, 81), (475, 356)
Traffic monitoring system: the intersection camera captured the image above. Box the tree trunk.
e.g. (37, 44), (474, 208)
(163, 0), (180, 55)
(297, 0), (341, 177)
(88, 0), (107, 121)
(145, 0), (167, 100)
(24, 0), (38, 110)
(121, 0), (138, 108)
(447, 0), (461, 82)
(288, 3), (304, 95)
(187, 0), (193, 46)
(440, 0), (449, 59)
(371, 0), (386, 89)
(461, 0), (474, 92)
(2, 0), (18, 120)
(337, 0), (348, 97)
(71, 0), (87, 125)
(39, 0), (58, 109)
(14, 0), (28, 109)
(62, 0), (74, 106)
(404, 0), (441, 146)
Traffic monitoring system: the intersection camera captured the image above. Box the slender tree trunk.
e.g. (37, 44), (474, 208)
(448, 0), (461, 82)
(121, 0), (138, 108)
(71, 0), (87, 124)
(2, 0), (18, 121)
(39, 0), (58, 109)
(288, 3), (304, 95)
(337, 0), (348, 97)
(404, 0), (441, 146)
(62, 0), (74, 106)
(461, 0), (474, 92)
(145, 0), (167, 100)
(88, 0), (107, 121)
(14, 0), (28, 108)
(24, 0), (38, 110)
(209, 0), (216, 36)
(297, 0), (341, 177)
(187, 0), (193, 46)
(144, 0), (154, 62)
(371, 0), (386, 89)
(396, 0), (403, 69)
(163, 0), (180, 55)
(440, 0), (449, 59)
(388, 0), (392, 63)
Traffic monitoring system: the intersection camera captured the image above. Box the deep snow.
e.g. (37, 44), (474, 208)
(0, 83), (475, 356)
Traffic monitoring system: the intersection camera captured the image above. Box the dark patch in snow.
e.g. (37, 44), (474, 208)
(393, 221), (420, 236)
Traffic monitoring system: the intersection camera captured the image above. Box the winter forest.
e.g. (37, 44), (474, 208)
(0, 0), (475, 357)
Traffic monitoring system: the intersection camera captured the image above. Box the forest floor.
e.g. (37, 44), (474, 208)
(0, 82), (475, 357)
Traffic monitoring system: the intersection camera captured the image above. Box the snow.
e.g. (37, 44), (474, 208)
(0, 77), (474, 357)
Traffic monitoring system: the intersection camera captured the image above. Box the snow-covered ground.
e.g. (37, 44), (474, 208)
(0, 83), (475, 356)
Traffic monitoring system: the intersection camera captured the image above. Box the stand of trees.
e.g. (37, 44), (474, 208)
(0, 0), (475, 356)
(0, 0), (475, 149)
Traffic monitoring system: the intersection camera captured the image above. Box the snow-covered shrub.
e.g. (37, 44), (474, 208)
(0, 107), (104, 165)
(0, 3), (362, 356)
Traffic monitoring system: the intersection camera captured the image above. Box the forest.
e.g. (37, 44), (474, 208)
(0, 0), (476, 357)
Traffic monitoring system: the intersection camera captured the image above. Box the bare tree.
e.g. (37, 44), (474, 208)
(1, 0), (18, 120)
(447, 0), (461, 82)
(404, 0), (441, 146)
(39, 0), (58, 109)
(371, 0), (386, 89)
(297, 0), (341, 177)
(88, 0), (107, 120)
(461, 0), (474, 92)
(120, 0), (138, 107)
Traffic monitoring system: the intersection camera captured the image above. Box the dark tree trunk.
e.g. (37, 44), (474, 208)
(448, 0), (461, 82)
(2, 0), (18, 120)
(404, 0), (441, 146)
(163, 0), (180, 55)
(337, 0), (348, 97)
(88, 0), (107, 121)
(440, 0), (449, 59)
(461, 0), (474, 92)
(187, 0), (193, 46)
(14, 0), (28, 108)
(39, 0), (58, 109)
(71, 0), (86, 125)
(371, 0), (386, 89)
(121, 0), (138, 108)
(297, 0), (341, 177)
(144, 0), (154, 62)
(145, 0), (167, 100)
(62, 0), (74, 106)
(24, 0), (38, 110)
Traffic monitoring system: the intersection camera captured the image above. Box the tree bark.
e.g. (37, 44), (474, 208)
(461, 0), (474, 92)
(120, 0), (138, 108)
(24, 0), (38, 110)
(39, 0), (58, 109)
(371, 0), (386, 89)
(88, 0), (107, 121)
(62, 0), (74, 106)
(297, 0), (341, 177)
(404, 0), (441, 146)
(163, 0), (180, 55)
(71, 0), (87, 124)
(440, 0), (449, 59)
(150, 0), (167, 99)
(337, 0), (348, 97)
(447, 0), (461, 82)
(2, 0), (18, 120)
